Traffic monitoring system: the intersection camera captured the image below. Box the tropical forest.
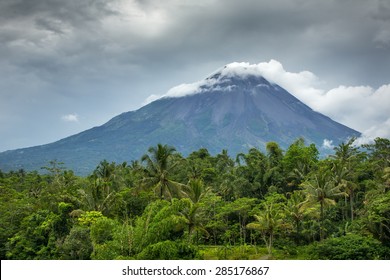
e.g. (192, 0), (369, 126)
(1, 137), (390, 260)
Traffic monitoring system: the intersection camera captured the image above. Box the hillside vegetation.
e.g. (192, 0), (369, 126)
(1, 137), (389, 260)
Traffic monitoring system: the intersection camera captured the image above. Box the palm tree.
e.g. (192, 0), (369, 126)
(216, 149), (234, 173)
(78, 177), (117, 215)
(266, 141), (283, 168)
(141, 144), (185, 200)
(302, 171), (346, 240)
(331, 138), (360, 221)
(285, 190), (310, 242)
(186, 178), (210, 204)
(247, 202), (286, 255)
(235, 148), (268, 198)
(78, 161), (126, 215)
(231, 197), (257, 245)
(383, 167), (390, 190)
(182, 179), (210, 243)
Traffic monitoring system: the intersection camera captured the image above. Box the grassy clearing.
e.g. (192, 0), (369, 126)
(198, 245), (308, 260)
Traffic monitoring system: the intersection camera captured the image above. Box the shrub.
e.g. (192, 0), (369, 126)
(62, 226), (93, 260)
(137, 240), (200, 260)
(90, 217), (117, 245)
(307, 234), (390, 260)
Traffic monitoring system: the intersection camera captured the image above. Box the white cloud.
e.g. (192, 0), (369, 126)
(355, 117), (390, 145)
(164, 81), (206, 98)
(253, 60), (325, 103)
(143, 72), (219, 103)
(143, 83), (201, 104)
(152, 59), (324, 102)
(299, 84), (390, 144)
(322, 139), (335, 149)
(142, 94), (161, 105)
(61, 113), (79, 122)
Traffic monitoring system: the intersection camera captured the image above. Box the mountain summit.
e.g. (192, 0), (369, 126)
(0, 63), (360, 174)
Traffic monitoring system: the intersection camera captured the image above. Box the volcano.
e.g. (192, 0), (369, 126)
(0, 63), (360, 174)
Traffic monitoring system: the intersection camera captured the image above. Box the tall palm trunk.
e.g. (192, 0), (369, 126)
(267, 233), (273, 255)
(350, 191), (354, 221)
(320, 201), (324, 240)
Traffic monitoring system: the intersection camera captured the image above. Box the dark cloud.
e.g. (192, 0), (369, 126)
(0, 0), (389, 151)
(127, 0), (390, 86)
(372, 0), (390, 21)
(0, 0), (117, 25)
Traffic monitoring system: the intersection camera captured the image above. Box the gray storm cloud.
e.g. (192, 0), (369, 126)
(0, 0), (389, 151)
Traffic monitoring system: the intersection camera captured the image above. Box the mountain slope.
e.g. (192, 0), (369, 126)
(0, 64), (360, 174)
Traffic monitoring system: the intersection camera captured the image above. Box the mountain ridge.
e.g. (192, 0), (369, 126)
(0, 65), (360, 174)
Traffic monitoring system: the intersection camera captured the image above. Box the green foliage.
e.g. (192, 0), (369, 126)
(363, 190), (390, 243)
(283, 138), (319, 190)
(1, 138), (390, 259)
(137, 240), (200, 260)
(141, 144), (186, 200)
(6, 210), (60, 259)
(91, 222), (133, 260)
(78, 211), (104, 226)
(114, 188), (154, 219)
(200, 245), (268, 260)
(301, 169), (346, 239)
(247, 193), (289, 254)
(132, 199), (188, 253)
(285, 190), (315, 243)
(0, 185), (32, 259)
(62, 226), (93, 260)
(90, 216), (118, 245)
(306, 234), (390, 260)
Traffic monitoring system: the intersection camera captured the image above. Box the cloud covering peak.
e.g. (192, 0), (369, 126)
(154, 59), (320, 99)
(157, 60), (279, 100)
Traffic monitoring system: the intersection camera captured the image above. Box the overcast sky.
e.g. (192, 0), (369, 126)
(1, 0), (389, 152)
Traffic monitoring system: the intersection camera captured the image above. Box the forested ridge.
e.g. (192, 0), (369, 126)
(1, 137), (390, 260)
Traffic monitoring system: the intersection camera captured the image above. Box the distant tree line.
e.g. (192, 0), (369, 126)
(1, 137), (390, 260)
